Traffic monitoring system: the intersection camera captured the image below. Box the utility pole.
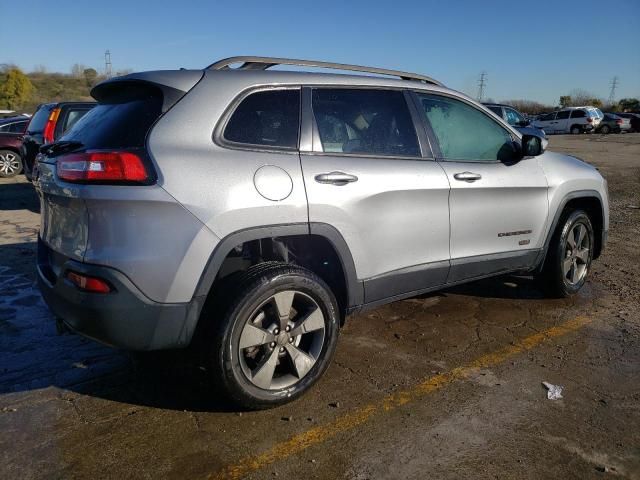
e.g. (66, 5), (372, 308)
(608, 76), (619, 105)
(477, 71), (487, 102)
(104, 50), (112, 78)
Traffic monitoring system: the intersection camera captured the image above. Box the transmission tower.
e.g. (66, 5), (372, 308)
(477, 71), (487, 102)
(104, 50), (112, 78)
(608, 76), (619, 104)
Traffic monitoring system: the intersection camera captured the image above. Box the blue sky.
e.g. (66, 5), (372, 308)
(2, 0), (639, 104)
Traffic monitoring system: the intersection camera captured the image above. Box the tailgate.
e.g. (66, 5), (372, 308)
(34, 159), (88, 262)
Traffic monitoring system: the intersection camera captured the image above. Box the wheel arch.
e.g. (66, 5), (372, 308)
(537, 190), (605, 270)
(193, 223), (364, 313)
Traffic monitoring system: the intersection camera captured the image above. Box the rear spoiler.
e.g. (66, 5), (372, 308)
(91, 70), (204, 112)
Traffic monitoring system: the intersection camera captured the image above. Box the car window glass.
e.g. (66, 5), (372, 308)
(27, 106), (52, 133)
(63, 109), (90, 133)
(224, 89), (300, 149)
(487, 106), (503, 117)
(417, 93), (513, 162)
(539, 112), (556, 121)
(556, 111), (570, 119)
(312, 88), (420, 157)
(10, 121), (27, 133)
(570, 110), (586, 118)
(505, 108), (524, 125)
(0, 123), (12, 133)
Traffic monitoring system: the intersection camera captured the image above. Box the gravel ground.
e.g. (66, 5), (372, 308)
(0, 134), (639, 479)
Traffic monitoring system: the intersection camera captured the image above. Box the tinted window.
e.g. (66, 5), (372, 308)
(27, 105), (53, 133)
(539, 112), (557, 122)
(570, 110), (586, 118)
(62, 109), (91, 133)
(556, 111), (570, 119)
(487, 106), (503, 117)
(504, 108), (524, 125)
(224, 89), (300, 149)
(312, 89), (419, 157)
(60, 85), (163, 149)
(417, 94), (513, 162)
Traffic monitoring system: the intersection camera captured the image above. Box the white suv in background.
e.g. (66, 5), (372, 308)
(533, 106), (602, 134)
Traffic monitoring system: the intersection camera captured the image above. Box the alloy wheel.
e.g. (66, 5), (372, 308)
(0, 152), (20, 176)
(562, 222), (590, 285)
(238, 290), (326, 390)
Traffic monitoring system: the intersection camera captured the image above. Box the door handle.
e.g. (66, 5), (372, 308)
(314, 171), (358, 186)
(453, 171), (482, 182)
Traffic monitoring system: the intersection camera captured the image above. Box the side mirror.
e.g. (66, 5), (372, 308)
(517, 119), (530, 127)
(521, 134), (547, 157)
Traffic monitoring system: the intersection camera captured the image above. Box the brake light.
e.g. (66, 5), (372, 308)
(43, 107), (61, 144)
(616, 119), (623, 125)
(586, 118), (593, 123)
(57, 151), (150, 183)
(66, 271), (111, 293)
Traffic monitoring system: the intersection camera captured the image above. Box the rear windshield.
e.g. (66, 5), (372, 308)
(60, 84), (163, 149)
(27, 105), (53, 133)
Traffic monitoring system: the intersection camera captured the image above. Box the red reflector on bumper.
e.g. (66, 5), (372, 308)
(66, 271), (112, 293)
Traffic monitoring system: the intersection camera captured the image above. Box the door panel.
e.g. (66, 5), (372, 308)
(413, 91), (549, 282)
(300, 153), (451, 300)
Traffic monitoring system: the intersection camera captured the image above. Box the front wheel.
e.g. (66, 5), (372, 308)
(570, 126), (582, 134)
(540, 210), (594, 297)
(206, 263), (340, 409)
(600, 125), (611, 134)
(0, 150), (23, 177)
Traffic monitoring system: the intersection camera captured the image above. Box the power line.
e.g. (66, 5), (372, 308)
(477, 71), (487, 102)
(104, 50), (112, 78)
(608, 76), (619, 104)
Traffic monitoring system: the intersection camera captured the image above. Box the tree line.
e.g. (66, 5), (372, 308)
(1, 64), (638, 116)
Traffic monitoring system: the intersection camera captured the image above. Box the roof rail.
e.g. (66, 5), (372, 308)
(206, 56), (444, 86)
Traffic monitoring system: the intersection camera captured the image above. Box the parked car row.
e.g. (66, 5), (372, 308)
(0, 102), (95, 178)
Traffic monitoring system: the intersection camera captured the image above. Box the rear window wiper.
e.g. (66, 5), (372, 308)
(40, 140), (84, 156)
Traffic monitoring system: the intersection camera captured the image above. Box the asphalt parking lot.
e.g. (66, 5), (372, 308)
(1, 134), (639, 480)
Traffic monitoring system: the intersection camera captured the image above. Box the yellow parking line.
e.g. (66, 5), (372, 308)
(209, 315), (591, 480)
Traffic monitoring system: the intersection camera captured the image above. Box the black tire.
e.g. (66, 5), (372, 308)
(205, 262), (340, 409)
(600, 125), (611, 134)
(0, 150), (23, 177)
(540, 209), (594, 298)
(570, 125), (582, 135)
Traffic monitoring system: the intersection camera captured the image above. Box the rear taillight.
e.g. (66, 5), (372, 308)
(57, 151), (151, 184)
(66, 271), (112, 293)
(616, 119), (623, 125)
(586, 118), (593, 123)
(43, 108), (61, 144)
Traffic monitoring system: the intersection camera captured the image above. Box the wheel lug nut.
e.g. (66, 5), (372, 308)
(270, 342), (276, 348)
(289, 337), (294, 343)
(279, 347), (285, 352)
(285, 326), (291, 332)
(274, 328), (279, 335)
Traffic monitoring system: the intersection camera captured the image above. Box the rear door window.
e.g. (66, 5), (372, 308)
(311, 88), (420, 157)
(487, 106), (504, 118)
(570, 110), (586, 118)
(223, 89), (300, 149)
(60, 84), (163, 149)
(62, 109), (91, 134)
(556, 111), (571, 119)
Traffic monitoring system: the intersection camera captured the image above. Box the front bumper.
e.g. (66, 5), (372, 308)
(37, 238), (204, 351)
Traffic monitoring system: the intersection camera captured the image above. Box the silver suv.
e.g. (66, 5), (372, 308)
(34, 57), (609, 408)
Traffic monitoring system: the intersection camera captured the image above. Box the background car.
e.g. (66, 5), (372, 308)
(483, 103), (547, 138)
(615, 112), (640, 132)
(532, 107), (602, 134)
(0, 116), (29, 177)
(20, 101), (95, 180)
(596, 113), (631, 134)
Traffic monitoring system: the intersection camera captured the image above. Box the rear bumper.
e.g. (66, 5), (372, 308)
(37, 238), (204, 351)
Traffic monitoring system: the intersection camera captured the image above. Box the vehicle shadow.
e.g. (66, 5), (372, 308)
(0, 241), (559, 414)
(0, 181), (40, 213)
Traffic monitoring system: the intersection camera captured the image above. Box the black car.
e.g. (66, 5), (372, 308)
(483, 103), (547, 138)
(21, 102), (95, 180)
(615, 113), (640, 133)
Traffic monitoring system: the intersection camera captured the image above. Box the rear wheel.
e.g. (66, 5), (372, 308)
(600, 125), (611, 134)
(570, 125), (582, 134)
(0, 150), (22, 177)
(205, 263), (340, 409)
(540, 210), (594, 297)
